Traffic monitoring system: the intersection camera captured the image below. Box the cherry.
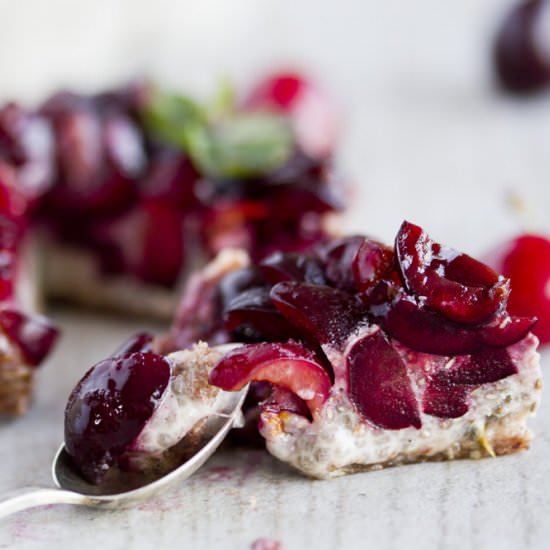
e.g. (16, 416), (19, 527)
(64, 351), (170, 484)
(494, 0), (550, 93)
(346, 330), (421, 429)
(423, 348), (517, 418)
(352, 238), (395, 293)
(245, 71), (338, 158)
(487, 233), (550, 345)
(395, 221), (509, 325)
(0, 307), (59, 366)
(315, 235), (364, 291)
(209, 341), (331, 417)
(259, 251), (327, 286)
(270, 281), (368, 349)
(112, 332), (154, 356)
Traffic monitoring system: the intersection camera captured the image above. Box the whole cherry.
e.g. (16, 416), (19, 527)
(494, 0), (550, 93)
(487, 233), (550, 345)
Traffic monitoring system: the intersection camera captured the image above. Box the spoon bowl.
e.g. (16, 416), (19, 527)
(0, 343), (248, 518)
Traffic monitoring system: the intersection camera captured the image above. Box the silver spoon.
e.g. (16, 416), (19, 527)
(0, 344), (248, 519)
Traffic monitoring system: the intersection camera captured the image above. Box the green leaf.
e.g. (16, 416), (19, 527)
(142, 87), (293, 179)
(143, 89), (205, 149)
(186, 113), (293, 179)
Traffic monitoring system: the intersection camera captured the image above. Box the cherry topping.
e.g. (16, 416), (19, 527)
(260, 251), (327, 286)
(487, 233), (550, 345)
(494, 0), (550, 93)
(112, 332), (154, 356)
(423, 348), (517, 418)
(346, 330), (421, 430)
(352, 238), (395, 293)
(64, 352), (170, 484)
(209, 341), (331, 416)
(395, 221), (509, 325)
(270, 281), (368, 349)
(316, 235), (364, 291)
(0, 308), (59, 366)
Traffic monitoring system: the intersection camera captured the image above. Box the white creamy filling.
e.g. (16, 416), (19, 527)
(262, 336), (542, 479)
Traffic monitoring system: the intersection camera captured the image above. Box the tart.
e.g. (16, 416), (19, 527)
(0, 72), (342, 414)
(63, 222), (542, 482)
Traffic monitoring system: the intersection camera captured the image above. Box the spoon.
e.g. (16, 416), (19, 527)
(0, 345), (248, 519)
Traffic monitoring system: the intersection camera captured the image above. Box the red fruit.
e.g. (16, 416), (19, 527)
(260, 252), (327, 286)
(352, 238), (395, 293)
(209, 341), (331, 416)
(423, 348), (517, 418)
(245, 71), (337, 158)
(315, 235), (364, 291)
(346, 330), (421, 429)
(112, 332), (154, 356)
(260, 385), (312, 421)
(225, 286), (299, 342)
(494, 0), (550, 93)
(0, 307), (59, 366)
(64, 352), (170, 484)
(270, 282), (368, 349)
(368, 281), (533, 356)
(395, 221), (509, 325)
(487, 233), (550, 345)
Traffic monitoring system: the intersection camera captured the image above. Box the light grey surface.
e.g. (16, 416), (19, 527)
(0, 310), (548, 549)
(1, 0), (550, 548)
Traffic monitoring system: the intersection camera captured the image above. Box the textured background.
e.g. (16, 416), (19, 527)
(0, 0), (549, 548)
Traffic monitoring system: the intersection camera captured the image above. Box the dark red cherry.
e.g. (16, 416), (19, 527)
(112, 332), (154, 356)
(270, 282), (368, 349)
(494, 0), (550, 93)
(225, 286), (298, 342)
(0, 308), (59, 366)
(346, 330), (421, 430)
(487, 233), (550, 345)
(64, 352), (170, 484)
(315, 235), (364, 291)
(423, 348), (517, 418)
(259, 252), (326, 286)
(395, 221), (509, 325)
(209, 341), (331, 416)
(352, 238), (395, 293)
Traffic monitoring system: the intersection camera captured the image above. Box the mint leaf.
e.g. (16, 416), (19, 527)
(143, 89), (205, 149)
(187, 113), (293, 179)
(143, 87), (293, 178)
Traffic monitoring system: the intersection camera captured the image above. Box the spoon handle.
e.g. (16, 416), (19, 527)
(0, 487), (87, 519)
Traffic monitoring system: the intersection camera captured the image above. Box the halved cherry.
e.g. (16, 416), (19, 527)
(260, 251), (326, 285)
(315, 235), (364, 291)
(346, 330), (421, 430)
(0, 307), (59, 366)
(270, 281), (368, 349)
(209, 341), (331, 417)
(64, 351), (170, 484)
(395, 221), (509, 325)
(224, 286), (298, 342)
(352, 237), (395, 293)
(112, 332), (154, 356)
(369, 281), (532, 356)
(423, 348), (517, 418)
